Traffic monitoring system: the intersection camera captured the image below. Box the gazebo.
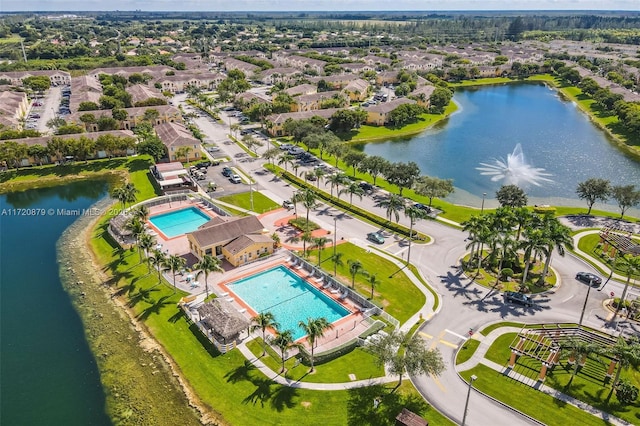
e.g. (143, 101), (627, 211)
(196, 299), (250, 353)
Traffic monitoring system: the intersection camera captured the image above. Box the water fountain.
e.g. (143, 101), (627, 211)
(476, 144), (553, 187)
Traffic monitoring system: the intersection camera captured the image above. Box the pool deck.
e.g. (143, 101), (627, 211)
(215, 256), (370, 354)
(146, 199), (218, 257)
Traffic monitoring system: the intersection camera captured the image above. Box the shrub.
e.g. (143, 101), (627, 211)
(501, 268), (514, 280)
(616, 380), (639, 405)
(289, 217), (320, 231)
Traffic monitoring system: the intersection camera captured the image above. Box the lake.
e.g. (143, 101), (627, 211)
(360, 83), (640, 211)
(0, 181), (111, 426)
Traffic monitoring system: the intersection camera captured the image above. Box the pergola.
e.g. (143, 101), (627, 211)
(599, 226), (640, 258)
(508, 324), (619, 381)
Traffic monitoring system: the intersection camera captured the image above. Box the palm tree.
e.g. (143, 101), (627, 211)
(149, 249), (167, 283)
(538, 217), (573, 286)
(607, 336), (640, 400)
(311, 236), (329, 267)
(251, 312), (280, 356)
(230, 123), (241, 139)
(125, 218), (146, 262)
(340, 182), (364, 206)
(175, 146), (193, 167)
(519, 228), (549, 285)
(313, 167), (325, 188)
(163, 254), (186, 293)
(299, 188), (318, 232)
(375, 194), (405, 224)
(194, 255), (223, 298)
(560, 338), (603, 388)
(461, 215), (486, 264)
(332, 251), (344, 277)
(612, 254), (640, 323)
(298, 317), (334, 372)
(292, 230), (314, 257)
(347, 259), (366, 289)
(138, 233), (156, 273)
(132, 204), (150, 222)
(493, 232), (517, 289)
(272, 330), (302, 373)
(367, 273), (381, 299)
(404, 204), (427, 265)
(513, 207), (533, 241)
(325, 172), (348, 198)
(277, 152), (295, 172)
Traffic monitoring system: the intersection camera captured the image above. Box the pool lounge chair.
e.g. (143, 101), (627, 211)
(339, 290), (349, 300)
(322, 280), (331, 289)
(330, 286), (340, 294)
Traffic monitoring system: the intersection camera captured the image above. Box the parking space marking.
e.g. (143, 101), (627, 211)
(438, 340), (459, 349)
(419, 332), (433, 340)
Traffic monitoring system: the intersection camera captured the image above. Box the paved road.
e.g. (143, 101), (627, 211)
(180, 96), (637, 425)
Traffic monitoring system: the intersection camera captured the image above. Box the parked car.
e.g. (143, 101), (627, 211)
(503, 291), (533, 307)
(196, 161), (211, 169)
(279, 143), (294, 151)
(207, 146), (221, 153)
(413, 203), (432, 213)
(282, 200), (294, 210)
(229, 174), (242, 184)
(222, 166), (233, 177)
(575, 272), (602, 286)
(366, 232), (385, 244)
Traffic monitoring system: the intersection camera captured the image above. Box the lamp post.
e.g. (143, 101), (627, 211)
(480, 193), (487, 214)
(333, 216), (338, 276)
(461, 374), (477, 426)
(578, 279), (593, 326)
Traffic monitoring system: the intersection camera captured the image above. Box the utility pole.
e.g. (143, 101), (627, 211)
(579, 279), (593, 326)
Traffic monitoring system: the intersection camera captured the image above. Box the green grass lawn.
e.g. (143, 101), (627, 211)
(217, 191), (280, 213)
(460, 365), (614, 426)
(479, 322), (525, 336)
(246, 338), (385, 383)
(344, 102), (458, 142)
(576, 232), (640, 280)
(306, 242), (425, 324)
(482, 332), (640, 423)
(455, 339), (481, 365)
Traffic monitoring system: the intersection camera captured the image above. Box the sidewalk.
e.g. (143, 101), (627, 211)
(236, 337), (397, 390)
(457, 327), (633, 426)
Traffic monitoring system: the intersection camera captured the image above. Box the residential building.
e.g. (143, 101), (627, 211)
(376, 71), (400, 86)
(89, 65), (174, 81)
(0, 70), (71, 87)
(409, 85), (436, 107)
(0, 91), (29, 129)
(265, 108), (341, 136)
(154, 71), (225, 94)
(155, 122), (202, 162)
(292, 91), (345, 112)
(284, 83), (317, 97)
(258, 67), (302, 85)
(342, 79), (370, 102)
(187, 215), (273, 266)
(224, 58), (261, 76)
(128, 84), (166, 105)
(68, 105), (182, 131)
(363, 98), (416, 126)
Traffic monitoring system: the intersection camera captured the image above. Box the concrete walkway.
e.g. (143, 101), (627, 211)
(457, 327), (633, 426)
(236, 337), (397, 390)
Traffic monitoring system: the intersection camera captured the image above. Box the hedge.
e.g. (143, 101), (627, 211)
(268, 165), (430, 241)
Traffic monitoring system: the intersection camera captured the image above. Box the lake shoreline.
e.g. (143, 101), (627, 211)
(57, 199), (216, 425)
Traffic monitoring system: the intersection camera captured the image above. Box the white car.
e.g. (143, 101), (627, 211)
(229, 174), (242, 184)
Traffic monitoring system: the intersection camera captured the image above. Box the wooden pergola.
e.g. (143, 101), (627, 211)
(508, 324), (618, 381)
(599, 226), (640, 258)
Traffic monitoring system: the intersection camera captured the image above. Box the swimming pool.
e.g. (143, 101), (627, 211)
(148, 207), (211, 238)
(228, 265), (350, 340)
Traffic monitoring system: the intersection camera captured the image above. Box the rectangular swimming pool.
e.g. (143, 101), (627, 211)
(228, 265), (350, 340)
(148, 207), (211, 238)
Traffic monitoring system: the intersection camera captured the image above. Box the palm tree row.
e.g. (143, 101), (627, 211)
(461, 207), (573, 290)
(250, 312), (334, 373)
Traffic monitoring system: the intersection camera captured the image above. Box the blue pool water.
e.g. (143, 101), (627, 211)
(149, 207), (211, 238)
(229, 266), (350, 340)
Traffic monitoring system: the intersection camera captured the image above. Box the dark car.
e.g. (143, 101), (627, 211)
(413, 203), (432, 213)
(196, 161), (211, 169)
(366, 232), (385, 244)
(503, 291), (533, 307)
(359, 181), (374, 192)
(576, 272), (602, 286)
(222, 166), (233, 177)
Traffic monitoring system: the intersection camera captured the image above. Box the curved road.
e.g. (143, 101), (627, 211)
(184, 97), (638, 425)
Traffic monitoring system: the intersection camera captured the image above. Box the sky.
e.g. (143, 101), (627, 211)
(2, 0), (639, 12)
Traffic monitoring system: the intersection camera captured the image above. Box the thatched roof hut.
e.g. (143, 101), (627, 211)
(197, 299), (250, 343)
